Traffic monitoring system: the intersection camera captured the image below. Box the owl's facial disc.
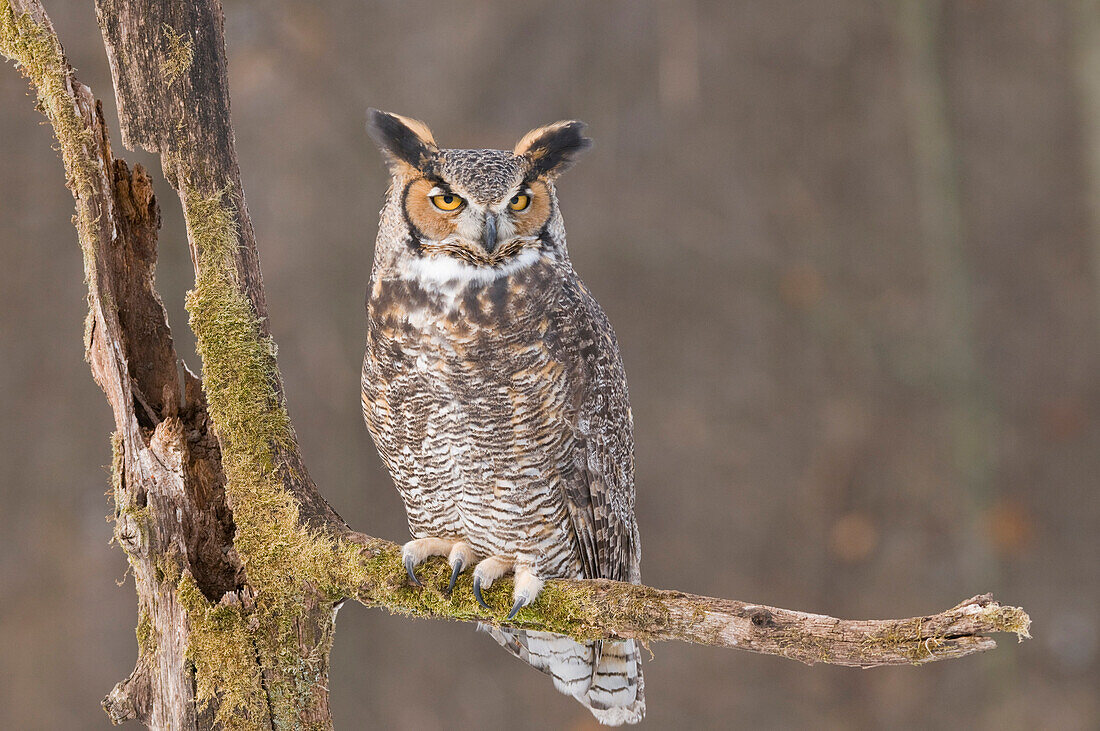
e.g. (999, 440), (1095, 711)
(403, 177), (551, 267)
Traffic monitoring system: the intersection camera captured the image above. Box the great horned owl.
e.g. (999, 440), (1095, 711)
(362, 110), (643, 725)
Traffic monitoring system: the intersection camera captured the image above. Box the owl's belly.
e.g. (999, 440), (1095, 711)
(363, 307), (582, 578)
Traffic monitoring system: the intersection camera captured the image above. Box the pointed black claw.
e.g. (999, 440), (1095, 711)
(404, 554), (422, 586)
(446, 558), (464, 594)
(506, 597), (526, 621)
(473, 576), (490, 610)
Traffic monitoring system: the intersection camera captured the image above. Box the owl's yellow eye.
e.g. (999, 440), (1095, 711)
(431, 193), (464, 211)
(508, 193), (531, 211)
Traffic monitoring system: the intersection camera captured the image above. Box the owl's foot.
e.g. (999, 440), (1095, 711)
(472, 557), (545, 621)
(401, 537), (470, 587)
(472, 555), (512, 609)
(446, 542), (475, 594)
(508, 566), (545, 620)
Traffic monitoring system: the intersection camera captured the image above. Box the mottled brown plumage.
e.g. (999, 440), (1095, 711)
(361, 110), (643, 724)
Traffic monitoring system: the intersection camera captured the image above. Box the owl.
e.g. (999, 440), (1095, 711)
(361, 109), (643, 725)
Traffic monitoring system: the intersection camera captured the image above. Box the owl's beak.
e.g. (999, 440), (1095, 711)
(481, 212), (498, 254)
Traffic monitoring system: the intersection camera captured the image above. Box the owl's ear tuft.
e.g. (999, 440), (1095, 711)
(367, 109), (439, 174)
(514, 121), (592, 179)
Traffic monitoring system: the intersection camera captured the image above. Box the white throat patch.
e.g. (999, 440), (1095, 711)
(401, 241), (546, 288)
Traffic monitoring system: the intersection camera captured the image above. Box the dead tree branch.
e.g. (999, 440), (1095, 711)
(347, 536), (1029, 667)
(1, 0), (1031, 726)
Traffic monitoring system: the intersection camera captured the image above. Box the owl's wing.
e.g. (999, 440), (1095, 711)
(549, 276), (640, 584)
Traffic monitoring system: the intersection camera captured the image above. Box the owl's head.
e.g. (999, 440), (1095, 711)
(367, 109), (590, 275)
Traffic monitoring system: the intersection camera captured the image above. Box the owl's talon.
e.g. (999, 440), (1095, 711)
(508, 567), (544, 621)
(471, 555), (513, 611)
(505, 596), (526, 621)
(402, 537), (458, 587)
(447, 557), (465, 594)
(473, 575), (491, 610)
(445, 542), (474, 595)
(403, 553), (422, 586)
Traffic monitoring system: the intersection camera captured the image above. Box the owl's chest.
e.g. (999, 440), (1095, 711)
(363, 270), (577, 520)
(361, 266), (585, 563)
(366, 272), (561, 393)
(363, 272), (578, 471)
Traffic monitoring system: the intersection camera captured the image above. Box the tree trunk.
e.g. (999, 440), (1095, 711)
(0, 0), (1030, 728)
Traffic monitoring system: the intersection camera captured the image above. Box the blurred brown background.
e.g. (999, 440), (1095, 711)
(2, 1), (1098, 728)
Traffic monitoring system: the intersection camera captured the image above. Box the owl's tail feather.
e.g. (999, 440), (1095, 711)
(479, 625), (645, 726)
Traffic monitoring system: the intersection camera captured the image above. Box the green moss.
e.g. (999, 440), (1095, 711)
(773, 627), (832, 664)
(119, 503), (152, 544)
(136, 608), (156, 658)
(351, 541), (672, 645)
(183, 187), (367, 726)
(978, 603), (1032, 641)
(110, 432), (124, 492)
(155, 551), (182, 586)
(853, 618), (956, 665)
(534, 581), (668, 642)
(178, 574), (270, 729)
(854, 604), (1031, 665)
(859, 620), (928, 663)
(159, 23), (192, 87)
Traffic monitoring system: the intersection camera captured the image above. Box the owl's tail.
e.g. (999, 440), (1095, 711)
(479, 625), (645, 725)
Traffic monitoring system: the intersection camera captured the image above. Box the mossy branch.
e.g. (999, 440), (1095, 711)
(328, 534), (1028, 668)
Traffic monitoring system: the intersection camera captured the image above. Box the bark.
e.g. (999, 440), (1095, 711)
(0, 0), (1031, 728)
